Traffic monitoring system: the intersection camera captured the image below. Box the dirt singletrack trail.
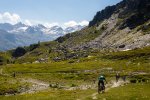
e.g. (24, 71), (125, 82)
(21, 78), (49, 94)
(91, 80), (129, 100)
(18, 78), (128, 100)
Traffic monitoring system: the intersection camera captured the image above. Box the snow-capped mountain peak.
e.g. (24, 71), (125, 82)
(0, 22), (87, 50)
(14, 22), (27, 28)
(64, 25), (85, 33)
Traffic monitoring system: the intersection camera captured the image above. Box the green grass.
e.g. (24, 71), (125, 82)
(0, 83), (149, 100)
(2, 59), (149, 85)
(0, 52), (12, 65)
(0, 89), (95, 100)
(97, 83), (150, 100)
(0, 46), (149, 99)
(1, 46), (150, 84)
(0, 75), (29, 95)
(56, 26), (103, 45)
(102, 46), (150, 61)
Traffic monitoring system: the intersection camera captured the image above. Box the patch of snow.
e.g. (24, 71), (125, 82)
(9, 27), (28, 33)
(121, 49), (132, 51)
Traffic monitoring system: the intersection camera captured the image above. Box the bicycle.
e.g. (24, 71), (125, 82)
(98, 83), (105, 94)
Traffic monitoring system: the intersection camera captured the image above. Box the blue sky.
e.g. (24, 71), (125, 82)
(0, 0), (122, 27)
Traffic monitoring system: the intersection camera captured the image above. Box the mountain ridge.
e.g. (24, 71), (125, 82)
(0, 22), (86, 51)
(59, 0), (150, 51)
(1, 0), (150, 63)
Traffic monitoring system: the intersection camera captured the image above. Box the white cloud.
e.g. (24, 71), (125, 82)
(79, 20), (89, 26)
(0, 12), (21, 24)
(24, 19), (32, 26)
(44, 20), (89, 28)
(64, 20), (89, 28)
(64, 21), (78, 27)
(0, 12), (89, 28)
(44, 22), (59, 28)
(23, 20), (42, 26)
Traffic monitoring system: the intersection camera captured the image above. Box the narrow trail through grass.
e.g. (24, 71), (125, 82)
(20, 78), (49, 94)
(76, 80), (129, 100)
(10, 77), (128, 99)
(91, 80), (129, 100)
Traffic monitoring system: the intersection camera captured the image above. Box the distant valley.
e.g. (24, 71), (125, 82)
(0, 22), (86, 51)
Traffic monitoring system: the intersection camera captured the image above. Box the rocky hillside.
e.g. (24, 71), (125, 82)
(57, 0), (150, 51)
(1, 0), (150, 63)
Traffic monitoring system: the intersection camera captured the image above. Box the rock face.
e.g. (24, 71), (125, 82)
(90, 0), (150, 28)
(119, 0), (150, 29)
(69, 0), (150, 51)
(89, 5), (116, 27)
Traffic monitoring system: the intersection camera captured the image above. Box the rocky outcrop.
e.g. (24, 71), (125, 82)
(89, 0), (150, 29)
(119, 0), (150, 29)
(72, 0), (150, 51)
(89, 5), (116, 27)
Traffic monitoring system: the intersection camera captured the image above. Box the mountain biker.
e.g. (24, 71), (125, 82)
(98, 75), (107, 94)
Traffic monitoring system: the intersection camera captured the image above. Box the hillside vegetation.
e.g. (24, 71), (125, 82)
(1, 0), (149, 64)
(0, 46), (150, 99)
(0, 0), (150, 99)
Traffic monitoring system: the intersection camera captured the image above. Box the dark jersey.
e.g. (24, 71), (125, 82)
(98, 76), (105, 81)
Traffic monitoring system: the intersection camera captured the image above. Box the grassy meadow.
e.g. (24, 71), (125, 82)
(0, 46), (150, 100)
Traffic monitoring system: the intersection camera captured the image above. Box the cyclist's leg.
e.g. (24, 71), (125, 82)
(101, 81), (105, 93)
(98, 81), (100, 94)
